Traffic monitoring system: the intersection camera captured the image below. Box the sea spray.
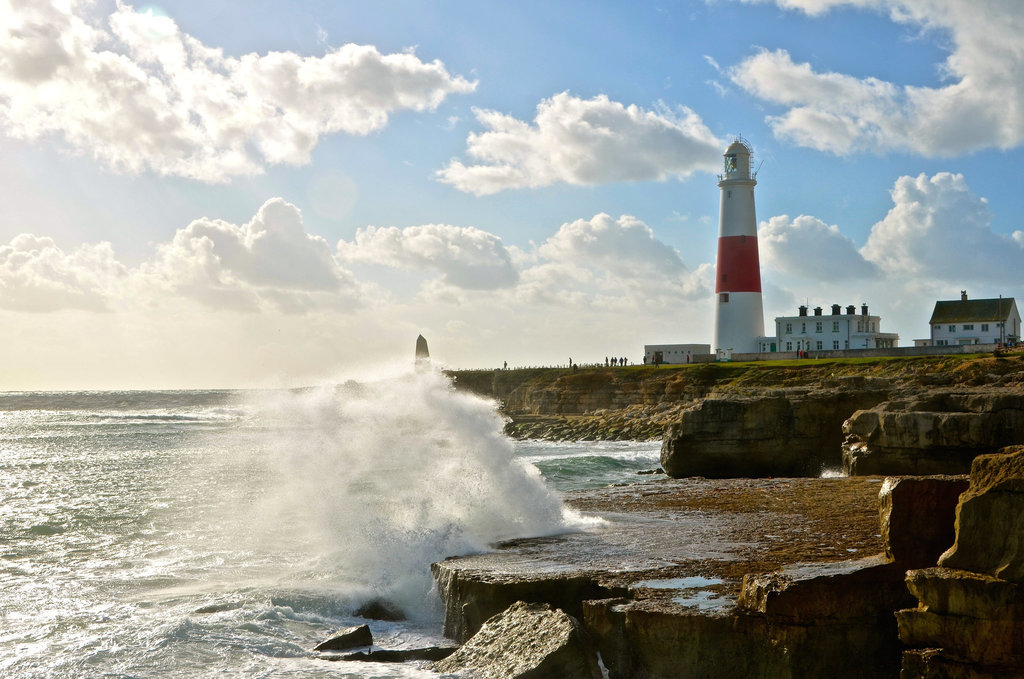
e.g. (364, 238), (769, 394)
(218, 369), (595, 620)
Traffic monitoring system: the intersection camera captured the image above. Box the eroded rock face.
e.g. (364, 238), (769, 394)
(938, 446), (1024, 580)
(842, 390), (1024, 476)
(898, 447), (1024, 676)
(878, 476), (968, 568)
(661, 385), (890, 478)
(429, 601), (602, 679)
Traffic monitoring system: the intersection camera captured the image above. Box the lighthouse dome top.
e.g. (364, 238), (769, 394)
(725, 139), (751, 156)
(719, 137), (756, 182)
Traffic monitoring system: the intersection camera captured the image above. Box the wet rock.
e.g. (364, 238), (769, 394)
(354, 599), (405, 621)
(901, 648), (1011, 679)
(878, 476), (968, 567)
(430, 601), (602, 679)
(328, 646), (456, 662)
(842, 391), (1024, 476)
(313, 624), (372, 652)
(661, 386), (890, 478)
(431, 558), (619, 643)
(938, 446), (1024, 580)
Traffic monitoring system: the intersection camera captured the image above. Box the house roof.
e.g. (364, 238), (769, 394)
(929, 298), (1018, 324)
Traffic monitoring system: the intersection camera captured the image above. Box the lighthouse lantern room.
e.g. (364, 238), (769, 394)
(713, 138), (765, 355)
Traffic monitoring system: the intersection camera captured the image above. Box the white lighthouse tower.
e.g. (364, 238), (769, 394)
(713, 138), (764, 356)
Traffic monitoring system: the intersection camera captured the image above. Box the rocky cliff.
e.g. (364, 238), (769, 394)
(451, 355), (1024, 476)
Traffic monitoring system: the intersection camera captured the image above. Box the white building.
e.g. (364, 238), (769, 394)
(713, 138), (765, 354)
(772, 304), (899, 352)
(643, 344), (711, 365)
(927, 292), (1020, 346)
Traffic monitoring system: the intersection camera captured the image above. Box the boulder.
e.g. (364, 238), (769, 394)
(313, 624), (372, 652)
(877, 476), (968, 567)
(938, 446), (1024, 580)
(429, 601), (603, 679)
(902, 648), (1016, 679)
(661, 386), (890, 478)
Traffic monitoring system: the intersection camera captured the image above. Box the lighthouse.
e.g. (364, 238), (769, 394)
(713, 138), (764, 355)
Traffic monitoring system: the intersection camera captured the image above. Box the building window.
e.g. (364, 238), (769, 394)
(801, 323), (806, 333)
(785, 323), (792, 333)
(963, 324), (974, 330)
(949, 325), (956, 332)
(857, 322), (863, 332)
(982, 323), (989, 331)
(833, 341), (839, 350)
(816, 341), (823, 350)
(815, 322), (822, 333)
(833, 321), (839, 332)
(720, 293), (729, 303)
(785, 341), (792, 351)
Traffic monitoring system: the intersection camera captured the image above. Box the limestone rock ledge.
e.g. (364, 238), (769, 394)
(432, 476), (964, 678)
(842, 389), (1024, 476)
(660, 383), (891, 478)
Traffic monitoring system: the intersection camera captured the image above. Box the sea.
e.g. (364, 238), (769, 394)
(0, 370), (661, 678)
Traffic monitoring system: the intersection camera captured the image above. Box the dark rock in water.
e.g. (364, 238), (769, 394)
(192, 601), (242, 614)
(415, 334), (430, 372)
(354, 599), (405, 621)
(313, 624), (372, 652)
(430, 601), (603, 679)
(877, 475), (968, 568)
(328, 646), (457, 662)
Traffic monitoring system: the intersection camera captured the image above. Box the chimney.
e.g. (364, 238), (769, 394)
(814, 306), (822, 316)
(846, 305), (856, 315)
(798, 305), (808, 317)
(831, 304), (841, 315)
(961, 290), (968, 301)
(861, 304), (869, 316)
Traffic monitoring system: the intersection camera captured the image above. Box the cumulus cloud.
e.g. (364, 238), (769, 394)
(0, 235), (125, 312)
(728, 1), (1024, 155)
(524, 213), (708, 305)
(0, 1), (475, 181)
(759, 214), (877, 279)
(437, 92), (722, 195)
(337, 224), (518, 290)
(144, 198), (361, 311)
(860, 172), (1024, 279)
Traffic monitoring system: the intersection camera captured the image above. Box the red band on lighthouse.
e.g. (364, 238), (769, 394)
(715, 235), (761, 293)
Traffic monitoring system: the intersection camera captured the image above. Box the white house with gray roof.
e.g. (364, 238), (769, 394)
(927, 291), (1020, 346)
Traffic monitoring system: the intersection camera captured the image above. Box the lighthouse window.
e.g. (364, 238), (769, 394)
(785, 323), (792, 333)
(833, 321), (840, 332)
(720, 293), (729, 303)
(727, 190), (732, 198)
(815, 322), (822, 333)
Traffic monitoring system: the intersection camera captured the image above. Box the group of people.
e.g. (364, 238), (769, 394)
(604, 356), (629, 367)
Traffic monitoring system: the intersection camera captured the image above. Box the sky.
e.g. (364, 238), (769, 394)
(2, 0), (1023, 389)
